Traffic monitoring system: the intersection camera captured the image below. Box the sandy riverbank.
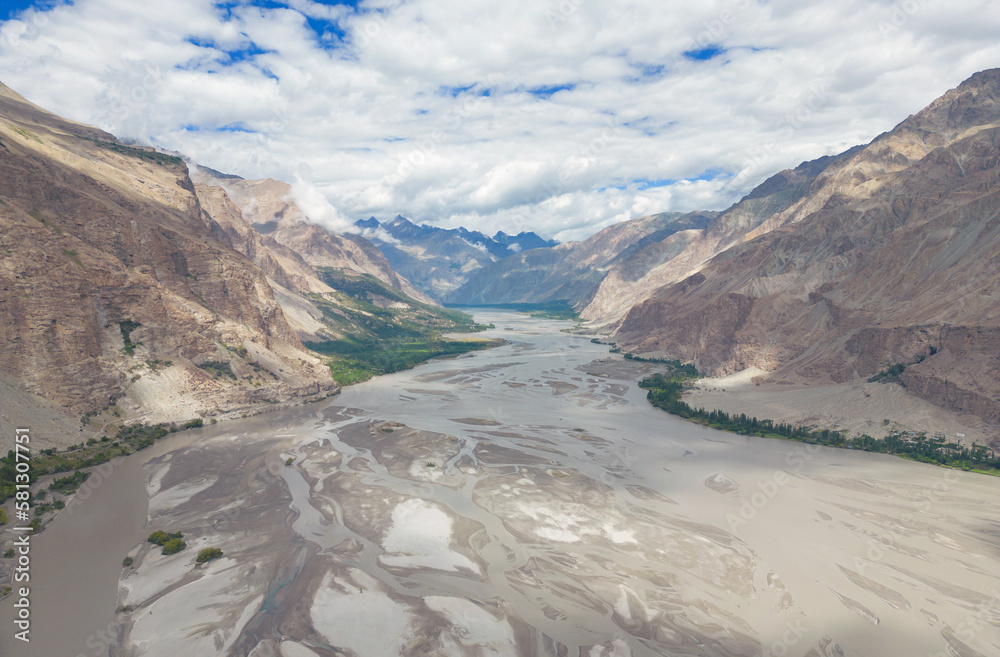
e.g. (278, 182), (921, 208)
(683, 369), (995, 447)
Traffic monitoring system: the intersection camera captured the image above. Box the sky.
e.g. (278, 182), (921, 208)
(1, 0), (999, 241)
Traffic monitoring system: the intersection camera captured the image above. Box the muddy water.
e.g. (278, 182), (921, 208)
(0, 430), (205, 657)
(9, 311), (1000, 657)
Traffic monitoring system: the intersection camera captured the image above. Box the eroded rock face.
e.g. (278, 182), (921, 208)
(613, 69), (1000, 428)
(0, 81), (336, 427)
(200, 175), (434, 304)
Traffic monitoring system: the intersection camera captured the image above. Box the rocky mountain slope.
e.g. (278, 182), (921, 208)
(0, 82), (338, 439)
(355, 215), (557, 300)
(613, 69), (1000, 427)
(0, 82), (471, 447)
(445, 211), (715, 308)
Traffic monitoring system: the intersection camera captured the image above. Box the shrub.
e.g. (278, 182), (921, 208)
(161, 538), (186, 555)
(0, 508), (7, 525)
(147, 530), (182, 546)
(50, 470), (90, 494)
(122, 556), (133, 567)
(3, 548), (13, 558)
(196, 547), (224, 563)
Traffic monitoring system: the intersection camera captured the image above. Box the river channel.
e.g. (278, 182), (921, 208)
(5, 310), (1000, 657)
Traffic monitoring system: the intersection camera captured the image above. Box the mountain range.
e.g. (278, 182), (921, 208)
(355, 215), (557, 300)
(1, 69), (999, 444)
(368, 70), (1000, 432)
(0, 81), (476, 447)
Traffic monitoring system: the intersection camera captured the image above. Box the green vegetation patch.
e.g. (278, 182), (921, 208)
(86, 138), (184, 167)
(198, 360), (236, 380)
(305, 269), (500, 385)
(148, 530), (184, 546)
(49, 470), (90, 494)
(161, 537), (186, 555)
(313, 337), (498, 385)
(868, 346), (938, 385)
(119, 320), (141, 356)
(196, 547), (224, 563)
(7, 124), (42, 144)
(0, 420), (205, 504)
(62, 249), (82, 267)
(641, 370), (1000, 476)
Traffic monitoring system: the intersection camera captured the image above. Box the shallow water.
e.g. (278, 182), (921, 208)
(9, 311), (1000, 657)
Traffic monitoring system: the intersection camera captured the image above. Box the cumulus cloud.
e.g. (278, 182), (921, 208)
(2, 0), (999, 241)
(288, 176), (355, 233)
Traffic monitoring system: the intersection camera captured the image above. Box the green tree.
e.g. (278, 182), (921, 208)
(161, 538), (186, 555)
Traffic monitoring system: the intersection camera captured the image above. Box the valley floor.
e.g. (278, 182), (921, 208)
(2, 312), (999, 657)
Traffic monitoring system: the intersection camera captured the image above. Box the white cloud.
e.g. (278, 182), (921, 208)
(289, 176), (355, 233)
(2, 0), (999, 242)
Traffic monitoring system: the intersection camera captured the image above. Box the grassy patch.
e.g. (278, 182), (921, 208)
(304, 269), (500, 385)
(313, 337), (498, 385)
(0, 421), (203, 504)
(7, 124), (42, 144)
(62, 248), (82, 267)
(86, 138), (184, 167)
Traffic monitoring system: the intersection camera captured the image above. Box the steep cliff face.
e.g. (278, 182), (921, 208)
(445, 211), (715, 308)
(0, 82), (336, 433)
(195, 174), (434, 305)
(613, 69), (1000, 426)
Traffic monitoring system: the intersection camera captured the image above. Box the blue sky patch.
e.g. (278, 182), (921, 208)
(186, 36), (275, 63)
(526, 84), (576, 99)
(1, 0), (71, 20)
(683, 46), (726, 61)
(438, 84), (477, 97)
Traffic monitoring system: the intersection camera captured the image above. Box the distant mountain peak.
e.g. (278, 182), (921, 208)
(351, 216), (559, 300)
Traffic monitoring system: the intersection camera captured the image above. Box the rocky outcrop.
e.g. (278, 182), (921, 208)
(613, 69), (1000, 426)
(0, 81), (336, 430)
(195, 174), (434, 304)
